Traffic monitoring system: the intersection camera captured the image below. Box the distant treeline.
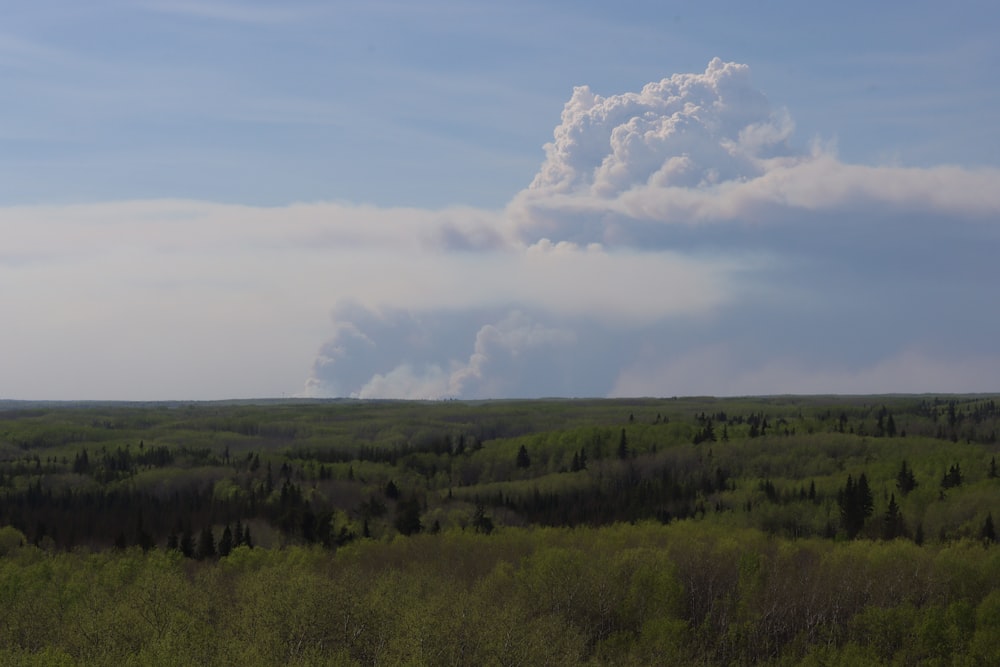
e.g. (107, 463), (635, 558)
(0, 396), (998, 553)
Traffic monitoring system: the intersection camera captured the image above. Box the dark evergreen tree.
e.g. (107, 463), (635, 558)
(617, 429), (629, 460)
(941, 463), (963, 489)
(838, 473), (875, 538)
(72, 449), (90, 474)
(882, 494), (904, 540)
(896, 460), (918, 496)
(858, 473), (874, 519)
(989, 456), (998, 479)
(218, 525), (233, 557)
(385, 480), (400, 499)
(165, 530), (179, 552)
(196, 526), (216, 560)
(180, 526), (195, 558)
(233, 519), (244, 548)
(134, 510), (153, 552)
(983, 513), (996, 543)
(471, 504), (494, 534)
(394, 495), (422, 536)
(516, 445), (531, 469)
(301, 508), (318, 543)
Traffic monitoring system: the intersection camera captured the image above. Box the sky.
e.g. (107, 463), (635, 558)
(2, 1), (1000, 400)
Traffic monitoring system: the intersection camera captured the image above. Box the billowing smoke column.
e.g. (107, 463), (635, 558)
(302, 59), (1000, 400)
(529, 58), (793, 198)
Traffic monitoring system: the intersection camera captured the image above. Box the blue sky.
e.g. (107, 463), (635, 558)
(3, 1), (1000, 399)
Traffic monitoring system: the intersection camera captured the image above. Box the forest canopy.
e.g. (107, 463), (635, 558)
(0, 395), (998, 664)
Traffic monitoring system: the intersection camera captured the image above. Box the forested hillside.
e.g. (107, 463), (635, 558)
(0, 395), (998, 664)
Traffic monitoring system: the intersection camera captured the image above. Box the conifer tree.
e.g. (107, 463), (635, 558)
(166, 530), (179, 552)
(218, 525), (233, 557)
(516, 445), (531, 468)
(617, 429), (629, 459)
(941, 463), (963, 489)
(180, 526), (195, 558)
(882, 494), (904, 540)
(197, 527), (216, 560)
(394, 495), (422, 535)
(896, 460), (918, 495)
(471, 504), (494, 534)
(983, 513), (996, 543)
(838, 473), (875, 538)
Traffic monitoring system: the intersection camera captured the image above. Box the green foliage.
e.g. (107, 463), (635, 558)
(0, 396), (1000, 661)
(0, 523), (994, 663)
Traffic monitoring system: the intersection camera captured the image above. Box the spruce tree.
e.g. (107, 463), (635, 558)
(942, 463), (963, 489)
(617, 429), (629, 459)
(233, 519), (244, 547)
(882, 494), (903, 540)
(516, 445), (531, 468)
(218, 525), (233, 557)
(180, 526), (195, 558)
(394, 495), (423, 536)
(983, 513), (997, 543)
(858, 473), (874, 520)
(166, 530), (179, 552)
(896, 460), (917, 495)
(838, 473), (875, 538)
(196, 527), (216, 560)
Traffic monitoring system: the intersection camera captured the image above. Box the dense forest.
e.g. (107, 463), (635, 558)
(0, 395), (998, 665)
